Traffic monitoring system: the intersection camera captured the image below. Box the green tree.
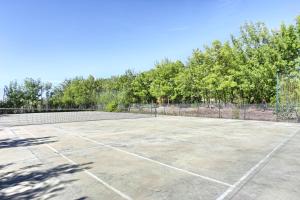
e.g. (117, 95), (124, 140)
(150, 59), (184, 104)
(23, 78), (43, 108)
(132, 71), (154, 103)
(115, 69), (137, 106)
(4, 81), (24, 108)
(60, 75), (99, 107)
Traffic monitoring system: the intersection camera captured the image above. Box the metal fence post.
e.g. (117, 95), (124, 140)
(276, 71), (280, 114)
(218, 102), (221, 118)
(243, 104), (246, 120)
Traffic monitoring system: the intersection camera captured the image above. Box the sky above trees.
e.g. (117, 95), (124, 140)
(0, 0), (300, 98)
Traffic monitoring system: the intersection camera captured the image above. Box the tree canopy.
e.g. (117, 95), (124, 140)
(2, 16), (300, 109)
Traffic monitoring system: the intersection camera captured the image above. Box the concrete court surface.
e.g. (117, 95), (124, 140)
(0, 115), (300, 200)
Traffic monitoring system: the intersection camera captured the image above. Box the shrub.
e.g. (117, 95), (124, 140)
(105, 101), (118, 112)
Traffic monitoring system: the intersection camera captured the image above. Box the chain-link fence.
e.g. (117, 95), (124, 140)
(127, 103), (299, 123)
(1, 103), (299, 126)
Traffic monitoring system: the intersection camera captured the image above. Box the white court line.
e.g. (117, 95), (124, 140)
(78, 135), (232, 187)
(216, 130), (299, 200)
(51, 125), (232, 187)
(8, 128), (45, 164)
(22, 128), (132, 200)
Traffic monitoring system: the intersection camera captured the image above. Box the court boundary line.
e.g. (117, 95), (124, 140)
(50, 125), (232, 187)
(22, 128), (133, 200)
(77, 135), (232, 187)
(8, 128), (45, 164)
(216, 129), (299, 200)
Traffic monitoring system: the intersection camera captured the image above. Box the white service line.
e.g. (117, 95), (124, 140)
(23, 129), (132, 200)
(51, 125), (232, 187)
(78, 135), (232, 187)
(216, 130), (299, 200)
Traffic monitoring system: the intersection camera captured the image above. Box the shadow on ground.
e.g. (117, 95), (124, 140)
(0, 163), (14, 170)
(0, 136), (57, 149)
(0, 162), (92, 199)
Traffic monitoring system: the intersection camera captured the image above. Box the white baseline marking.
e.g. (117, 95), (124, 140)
(78, 135), (232, 187)
(23, 129), (132, 200)
(216, 130), (299, 200)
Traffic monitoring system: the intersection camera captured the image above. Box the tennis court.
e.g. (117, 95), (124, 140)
(0, 112), (300, 200)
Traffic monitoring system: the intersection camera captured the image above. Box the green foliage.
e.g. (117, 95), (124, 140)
(4, 81), (25, 108)
(149, 59), (184, 103)
(105, 101), (119, 112)
(23, 78), (43, 108)
(97, 91), (122, 111)
(97, 91), (118, 106)
(2, 15), (300, 109)
(3, 79), (53, 109)
(50, 75), (101, 108)
(132, 71), (154, 103)
(114, 70), (137, 105)
(0, 100), (5, 107)
(279, 72), (300, 106)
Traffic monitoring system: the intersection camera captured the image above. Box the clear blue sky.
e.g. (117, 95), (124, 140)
(0, 0), (299, 98)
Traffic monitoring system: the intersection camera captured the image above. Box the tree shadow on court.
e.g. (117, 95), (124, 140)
(0, 162), (93, 200)
(0, 136), (57, 149)
(0, 163), (14, 170)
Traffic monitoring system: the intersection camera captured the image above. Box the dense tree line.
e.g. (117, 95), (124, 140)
(2, 78), (52, 109)
(1, 16), (300, 110)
